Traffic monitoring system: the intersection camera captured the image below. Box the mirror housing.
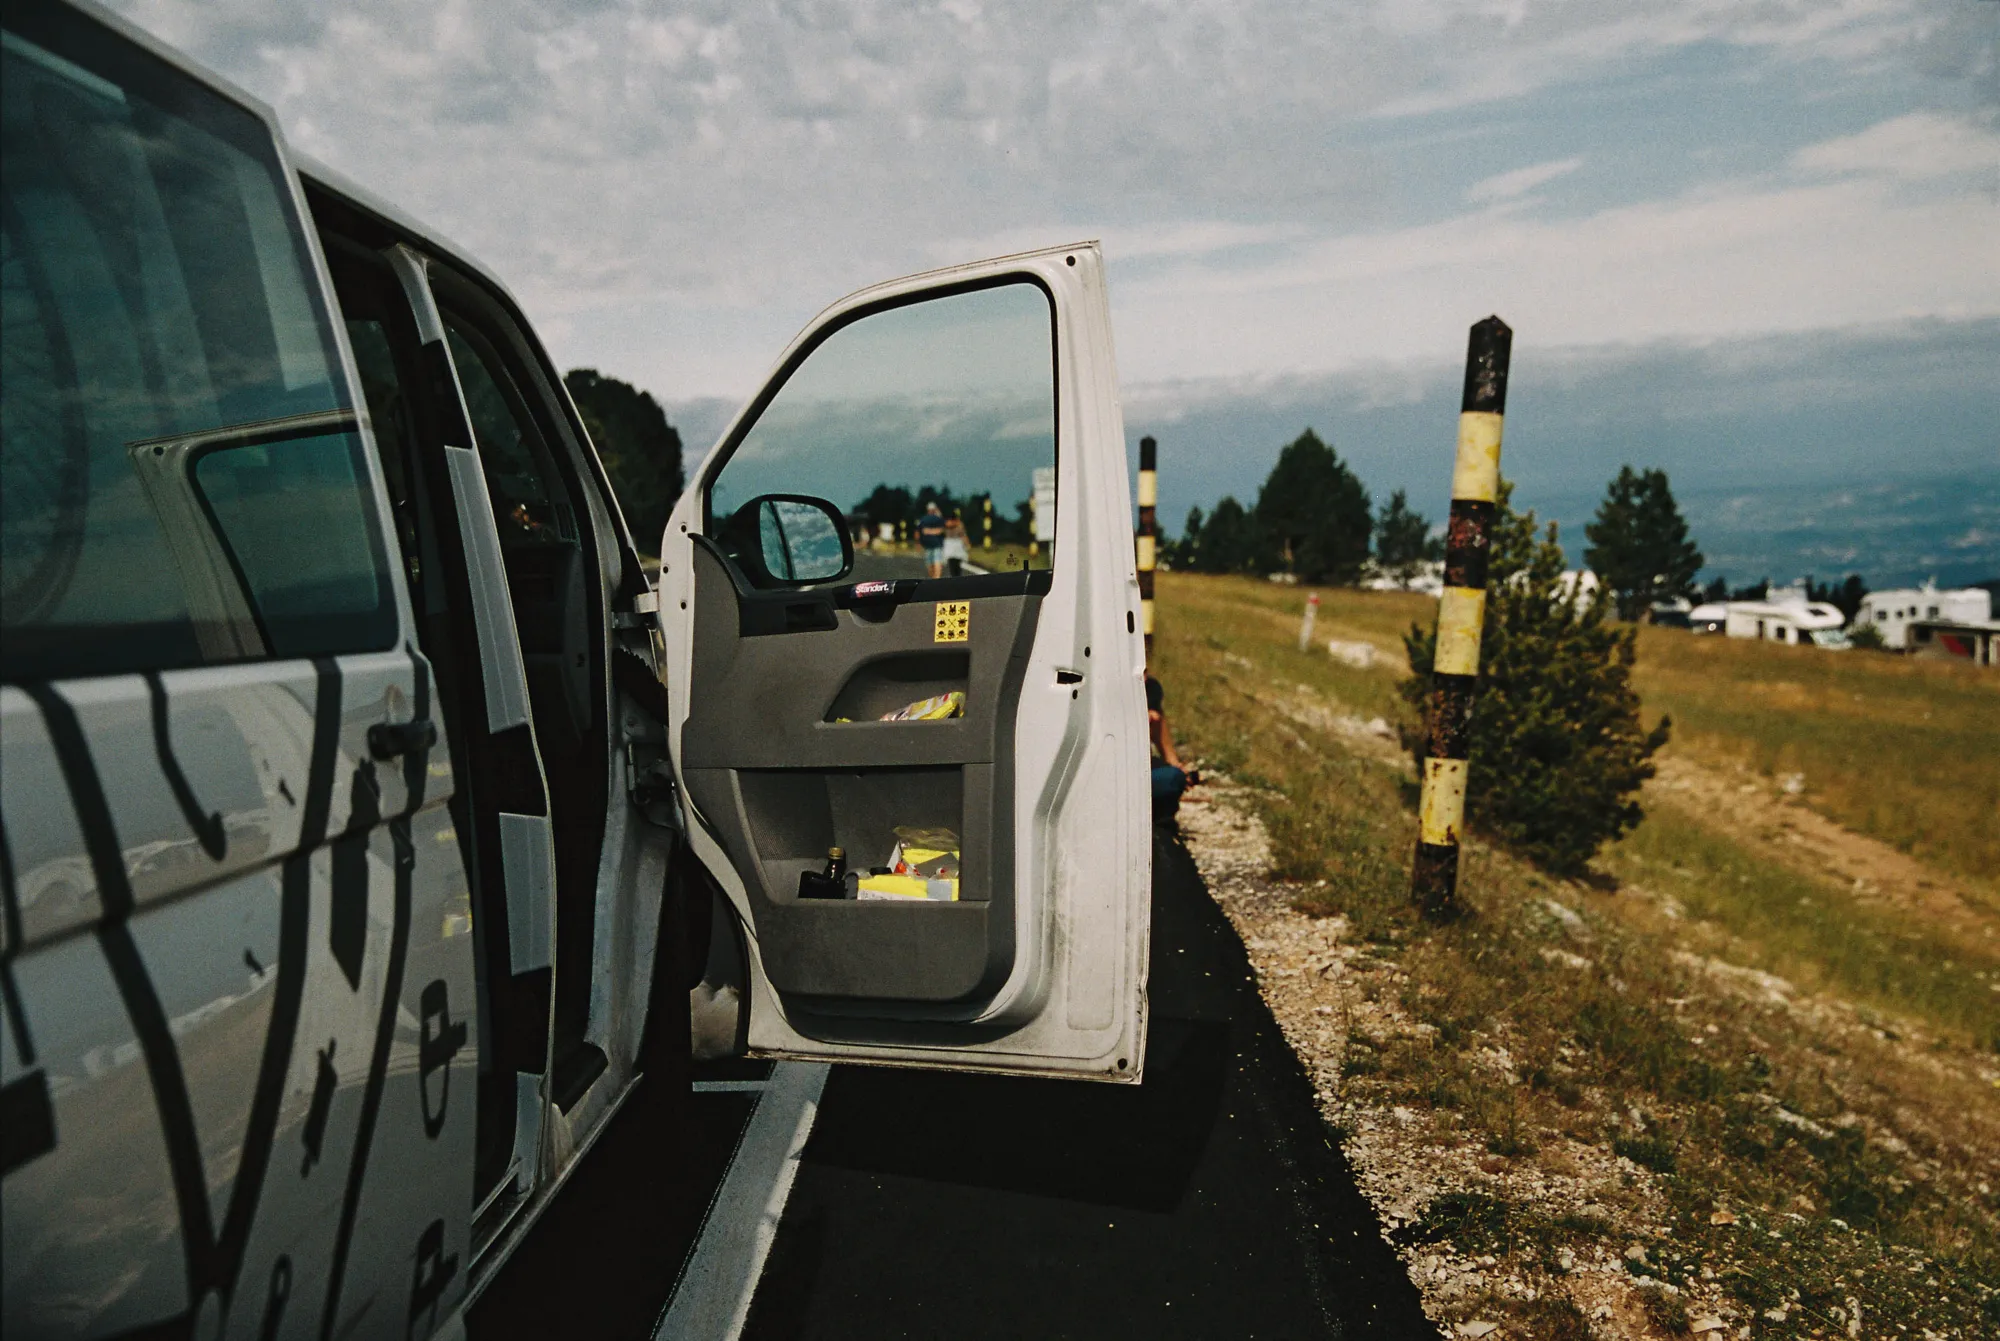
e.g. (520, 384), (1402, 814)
(721, 493), (853, 589)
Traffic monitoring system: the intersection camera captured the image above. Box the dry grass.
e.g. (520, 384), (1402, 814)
(1152, 571), (2000, 1337)
(1630, 624), (2000, 886)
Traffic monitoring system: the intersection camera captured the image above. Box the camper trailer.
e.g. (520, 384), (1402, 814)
(1688, 602), (1728, 634)
(1856, 582), (1993, 651)
(1722, 583), (1850, 648)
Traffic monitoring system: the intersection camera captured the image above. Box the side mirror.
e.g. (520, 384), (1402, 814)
(724, 494), (853, 588)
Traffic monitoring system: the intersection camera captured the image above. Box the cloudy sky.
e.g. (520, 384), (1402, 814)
(111, 0), (1999, 584)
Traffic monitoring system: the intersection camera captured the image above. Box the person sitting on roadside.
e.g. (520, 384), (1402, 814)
(1147, 674), (1199, 822)
(916, 502), (948, 579)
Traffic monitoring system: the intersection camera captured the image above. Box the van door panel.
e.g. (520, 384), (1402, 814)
(679, 544), (1043, 1008)
(663, 245), (1151, 1079)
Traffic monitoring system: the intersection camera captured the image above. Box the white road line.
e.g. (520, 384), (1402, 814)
(654, 1061), (830, 1341)
(690, 1080), (772, 1094)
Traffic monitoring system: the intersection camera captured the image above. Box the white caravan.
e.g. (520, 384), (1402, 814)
(1721, 583), (1849, 648)
(1855, 582), (1993, 651)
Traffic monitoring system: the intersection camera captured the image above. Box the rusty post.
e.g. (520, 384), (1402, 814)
(1137, 435), (1158, 654)
(1412, 315), (1510, 920)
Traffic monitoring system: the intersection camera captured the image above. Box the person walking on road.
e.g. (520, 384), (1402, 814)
(916, 502), (948, 578)
(942, 512), (970, 577)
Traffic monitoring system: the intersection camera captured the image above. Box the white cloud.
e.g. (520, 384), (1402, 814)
(929, 220), (1310, 266)
(100, 0), (1995, 405)
(1465, 156), (1583, 204)
(1364, 0), (1957, 120)
(1110, 174), (1998, 382)
(1792, 112), (2000, 182)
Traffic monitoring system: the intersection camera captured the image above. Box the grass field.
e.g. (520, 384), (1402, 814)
(1629, 627), (2000, 885)
(1151, 570), (2000, 1336)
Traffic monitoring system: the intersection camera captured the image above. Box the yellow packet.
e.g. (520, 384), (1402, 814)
(880, 691), (965, 722)
(857, 874), (959, 902)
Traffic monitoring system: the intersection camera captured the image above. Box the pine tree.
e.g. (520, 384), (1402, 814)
(563, 369), (684, 554)
(1583, 466), (1704, 620)
(1373, 489), (1441, 581)
(1171, 505), (1206, 569)
(1402, 482), (1669, 876)
(1195, 496), (1260, 572)
(1254, 429), (1372, 584)
(1808, 574), (1868, 623)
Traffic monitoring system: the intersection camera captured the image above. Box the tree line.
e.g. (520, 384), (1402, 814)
(1171, 430), (1441, 584)
(1173, 435), (1885, 628)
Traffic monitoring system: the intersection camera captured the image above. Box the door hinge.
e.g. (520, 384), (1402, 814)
(614, 586), (660, 630)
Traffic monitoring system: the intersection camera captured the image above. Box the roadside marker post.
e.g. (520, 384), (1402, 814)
(1136, 435), (1157, 653)
(1298, 592), (1319, 652)
(1412, 315), (1511, 921)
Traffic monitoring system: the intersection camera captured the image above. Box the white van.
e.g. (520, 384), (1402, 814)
(0, 3), (1150, 1335)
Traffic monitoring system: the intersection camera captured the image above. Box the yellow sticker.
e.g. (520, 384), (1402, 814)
(934, 601), (970, 643)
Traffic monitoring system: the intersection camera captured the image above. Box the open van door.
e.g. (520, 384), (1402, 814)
(656, 245), (1150, 1081)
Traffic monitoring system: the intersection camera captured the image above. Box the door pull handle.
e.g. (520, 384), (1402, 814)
(368, 718), (438, 760)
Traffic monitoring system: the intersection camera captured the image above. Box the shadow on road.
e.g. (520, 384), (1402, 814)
(742, 829), (1432, 1339)
(801, 1015), (1230, 1213)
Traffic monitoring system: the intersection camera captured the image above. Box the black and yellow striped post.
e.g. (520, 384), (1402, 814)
(1412, 316), (1511, 920)
(1136, 435), (1158, 652)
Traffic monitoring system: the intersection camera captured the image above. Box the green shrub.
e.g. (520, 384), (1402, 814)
(1402, 483), (1669, 875)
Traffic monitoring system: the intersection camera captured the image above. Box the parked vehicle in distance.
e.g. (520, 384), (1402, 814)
(1647, 597), (1693, 628)
(1, 3), (1150, 1336)
(1907, 618), (2000, 666)
(1855, 582), (1992, 651)
(1722, 588), (1850, 648)
(1684, 581), (1850, 648)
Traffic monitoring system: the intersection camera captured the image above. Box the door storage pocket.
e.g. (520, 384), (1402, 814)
(736, 766), (972, 904)
(823, 651), (969, 722)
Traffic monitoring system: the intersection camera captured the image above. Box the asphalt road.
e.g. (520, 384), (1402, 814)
(736, 829), (1429, 1339)
(472, 829), (1430, 1339)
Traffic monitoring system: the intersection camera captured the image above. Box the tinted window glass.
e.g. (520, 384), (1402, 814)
(706, 281), (1055, 585)
(446, 322), (571, 548)
(0, 15), (393, 681)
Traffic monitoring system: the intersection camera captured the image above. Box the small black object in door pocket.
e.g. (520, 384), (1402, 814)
(799, 846), (853, 900)
(1055, 670), (1084, 685)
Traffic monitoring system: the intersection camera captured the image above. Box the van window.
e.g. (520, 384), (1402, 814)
(705, 280), (1056, 584)
(0, 11), (393, 682)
